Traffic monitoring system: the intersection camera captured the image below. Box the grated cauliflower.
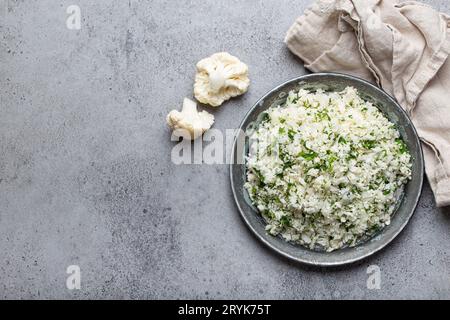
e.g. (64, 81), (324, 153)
(244, 87), (412, 252)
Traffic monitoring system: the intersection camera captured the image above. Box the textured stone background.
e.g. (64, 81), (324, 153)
(1, 0), (449, 299)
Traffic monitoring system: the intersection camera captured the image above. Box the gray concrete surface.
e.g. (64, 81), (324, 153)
(0, 0), (449, 300)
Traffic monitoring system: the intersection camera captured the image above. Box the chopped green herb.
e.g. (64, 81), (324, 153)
(316, 110), (331, 121)
(327, 154), (338, 172)
(260, 112), (270, 123)
(395, 138), (408, 154)
(299, 151), (318, 161)
(288, 129), (296, 141)
(314, 160), (328, 171)
(362, 140), (376, 149)
(266, 211), (275, 219)
(303, 100), (312, 108)
(253, 169), (265, 187)
(280, 216), (291, 227)
(283, 160), (295, 170)
(351, 186), (361, 194)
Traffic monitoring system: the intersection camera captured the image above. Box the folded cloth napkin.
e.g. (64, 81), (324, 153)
(285, 0), (450, 207)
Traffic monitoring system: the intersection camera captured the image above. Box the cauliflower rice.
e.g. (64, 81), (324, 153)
(244, 87), (412, 252)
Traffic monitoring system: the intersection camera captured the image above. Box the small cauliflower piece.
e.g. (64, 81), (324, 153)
(194, 52), (250, 107)
(167, 98), (214, 140)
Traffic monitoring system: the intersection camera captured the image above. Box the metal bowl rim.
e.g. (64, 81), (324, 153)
(230, 72), (424, 267)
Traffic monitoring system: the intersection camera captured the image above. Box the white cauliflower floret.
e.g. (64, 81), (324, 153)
(166, 98), (214, 140)
(194, 52), (250, 107)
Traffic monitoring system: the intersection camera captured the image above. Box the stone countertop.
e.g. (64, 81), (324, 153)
(1, 0), (449, 299)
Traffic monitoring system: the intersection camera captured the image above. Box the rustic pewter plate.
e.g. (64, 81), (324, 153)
(230, 73), (424, 267)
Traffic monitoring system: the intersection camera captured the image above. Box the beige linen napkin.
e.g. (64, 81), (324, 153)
(285, 0), (450, 207)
